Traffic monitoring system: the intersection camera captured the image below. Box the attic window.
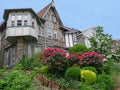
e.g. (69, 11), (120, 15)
(52, 16), (56, 23)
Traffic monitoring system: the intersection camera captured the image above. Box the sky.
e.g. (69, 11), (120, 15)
(0, 0), (120, 39)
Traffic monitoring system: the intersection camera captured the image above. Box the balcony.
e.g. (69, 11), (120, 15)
(5, 26), (38, 43)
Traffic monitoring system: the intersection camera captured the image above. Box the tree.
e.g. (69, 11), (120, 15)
(89, 26), (113, 57)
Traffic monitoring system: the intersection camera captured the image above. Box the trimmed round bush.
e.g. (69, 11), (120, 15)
(82, 66), (97, 74)
(81, 70), (97, 85)
(65, 67), (80, 80)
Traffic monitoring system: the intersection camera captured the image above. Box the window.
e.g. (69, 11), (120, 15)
(11, 15), (15, 26)
(17, 20), (22, 26)
(24, 20), (28, 26)
(11, 21), (15, 26)
(24, 15), (28, 26)
(17, 15), (22, 20)
(47, 29), (51, 37)
(32, 22), (34, 27)
(52, 16), (56, 23)
(17, 15), (22, 26)
(24, 15), (28, 20)
(53, 30), (57, 39)
(73, 33), (77, 41)
(11, 15), (15, 21)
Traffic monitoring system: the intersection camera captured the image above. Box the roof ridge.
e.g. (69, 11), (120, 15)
(37, 2), (52, 18)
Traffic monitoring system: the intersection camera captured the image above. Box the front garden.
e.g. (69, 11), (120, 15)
(0, 46), (120, 90)
(0, 26), (120, 90)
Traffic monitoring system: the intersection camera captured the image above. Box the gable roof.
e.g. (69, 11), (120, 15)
(37, 3), (52, 18)
(37, 2), (63, 25)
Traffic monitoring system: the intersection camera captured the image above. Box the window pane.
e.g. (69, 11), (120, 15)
(11, 15), (15, 21)
(52, 16), (56, 23)
(47, 29), (51, 37)
(24, 15), (28, 20)
(32, 22), (34, 27)
(24, 20), (27, 26)
(17, 15), (22, 20)
(11, 21), (15, 26)
(17, 20), (22, 26)
(53, 30), (57, 39)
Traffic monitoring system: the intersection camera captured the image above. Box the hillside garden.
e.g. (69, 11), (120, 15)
(0, 26), (120, 90)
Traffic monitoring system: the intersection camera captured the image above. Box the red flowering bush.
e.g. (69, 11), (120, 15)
(67, 53), (80, 66)
(79, 52), (104, 70)
(40, 48), (68, 76)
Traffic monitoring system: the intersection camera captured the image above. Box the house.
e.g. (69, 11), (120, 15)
(77, 27), (96, 47)
(112, 39), (120, 52)
(0, 1), (81, 67)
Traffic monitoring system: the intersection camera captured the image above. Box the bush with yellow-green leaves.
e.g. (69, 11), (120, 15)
(81, 70), (97, 85)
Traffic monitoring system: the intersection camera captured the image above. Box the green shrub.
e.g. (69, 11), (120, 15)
(0, 70), (32, 90)
(40, 65), (49, 73)
(65, 67), (80, 80)
(81, 70), (97, 85)
(69, 44), (92, 55)
(19, 56), (41, 70)
(97, 74), (115, 90)
(80, 84), (94, 90)
(82, 66), (97, 74)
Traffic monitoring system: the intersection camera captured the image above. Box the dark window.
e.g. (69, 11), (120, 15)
(17, 20), (22, 26)
(32, 22), (34, 27)
(24, 20), (28, 26)
(11, 21), (15, 26)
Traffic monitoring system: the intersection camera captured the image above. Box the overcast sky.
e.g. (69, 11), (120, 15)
(0, 0), (120, 39)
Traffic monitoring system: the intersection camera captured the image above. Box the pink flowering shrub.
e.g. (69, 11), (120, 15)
(67, 53), (80, 66)
(79, 52), (104, 71)
(40, 48), (68, 76)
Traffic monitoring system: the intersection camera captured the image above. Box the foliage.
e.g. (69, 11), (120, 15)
(40, 65), (49, 73)
(0, 70), (32, 90)
(18, 56), (41, 70)
(65, 67), (80, 80)
(69, 44), (92, 55)
(59, 78), (80, 89)
(106, 53), (120, 62)
(79, 52), (104, 68)
(81, 70), (97, 85)
(80, 83), (94, 90)
(66, 53), (80, 66)
(89, 26), (113, 57)
(82, 66), (97, 74)
(40, 48), (69, 77)
(97, 74), (115, 90)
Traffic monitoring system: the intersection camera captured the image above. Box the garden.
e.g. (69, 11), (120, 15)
(0, 26), (120, 90)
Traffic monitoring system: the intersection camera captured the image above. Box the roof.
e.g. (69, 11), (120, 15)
(3, 8), (42, 25)
(37, 2), (63, 25)
(37, 3), (52, 18)
(60, 26), (81, 33)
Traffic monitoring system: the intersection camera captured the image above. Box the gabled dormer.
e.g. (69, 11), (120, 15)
(3, 8), (41, 43)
